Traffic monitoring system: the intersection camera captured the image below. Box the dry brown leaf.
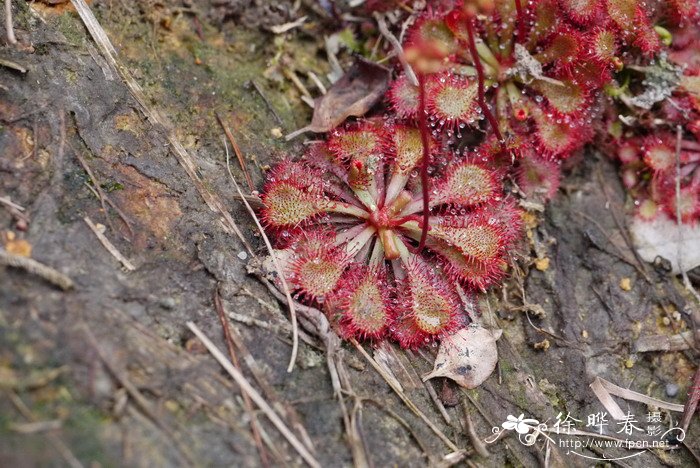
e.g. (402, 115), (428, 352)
(423, 326), (502, 389)
(286, 58), (391, 140)
(630, 215), (700, 274)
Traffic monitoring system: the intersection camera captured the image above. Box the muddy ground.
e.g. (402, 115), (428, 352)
(1, 1), (699, 467)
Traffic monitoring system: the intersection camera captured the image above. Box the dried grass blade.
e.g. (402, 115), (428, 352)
(590, 376), (684, 421)
(216, 113), (254, 192)
(351, 339), (459, 452)
(222, 139), (300, 373)
(186, 322), (321, 468)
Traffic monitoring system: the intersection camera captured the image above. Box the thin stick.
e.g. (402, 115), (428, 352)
(213, 289), (270, 468)
(186, 322), (321, 468)
(227, 310), (319, 348)
(1, 248), (74, 290)
(0, 195), (29, 225)
(461, 397), (490, 458)
(216, 113), (254, 192)
(218, 293), (317, 454)
(5, 0), (16, 45)
(251, 80), (283, 125)
(82, 325), (195, 465)
(0, 195), (24, 211)
(0, 57), (25, 73)
(307, 71), (327, 95)
(84, 216), (135, 270)
(351, 339), (459, 452)
(10, 419), (63, 434)
(283, 67), (312, 98)
(72, 144), (134, 238)
(423, 378), (451, 424)
(374, 12), (418, 86)
(681, 367), (700, 432)
(223, 139), (300, 373)
(7, 391), (82, 468)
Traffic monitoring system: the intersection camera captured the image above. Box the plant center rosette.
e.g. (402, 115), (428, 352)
(261, 121), (522, 348)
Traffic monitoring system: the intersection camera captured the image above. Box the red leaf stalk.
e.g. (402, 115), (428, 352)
(514, 0), (526, 42)
(417, 73), (431, 253)
(464, 13), (505, 149)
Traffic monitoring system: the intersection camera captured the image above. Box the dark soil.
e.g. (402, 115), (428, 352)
(1, 1), (698, 467)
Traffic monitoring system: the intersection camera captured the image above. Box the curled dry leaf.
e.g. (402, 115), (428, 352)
(286, 58), (391, 140)
(422, 326), (502, 389)
(630, 215), (700, 274)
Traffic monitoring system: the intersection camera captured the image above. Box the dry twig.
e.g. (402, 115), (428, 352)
(72, 144), (134, 238)
(0, 57), (25, 73)
(222, 139), (301, 374)
(186, 322), (321, 468)
(251, 80), (283, 125)
(351, 339), (459, 452)
(461, 398), (490, 458)
(4, 0), (16, 45)
(681, 367), (700, 433)
(7, 391), (82, 467)
(0, 195), (29, 226)
(216, 113), (254, 192)
(374, 12), (418, 86)
(213, 289), (270, 468)
(0, 248), (74, 290)
(84, 216), (135, 270)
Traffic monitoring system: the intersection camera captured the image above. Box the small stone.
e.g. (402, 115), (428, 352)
(271, 127), (283, 138)
(237, 251), (248, 260)
(619, 277), (632, 291)
(159, 297), (176, 309)
(581, 330), (589, 339)
(662, 316), (671, 326)
(666, 383), (679, 398)
(535, 257), (550, 271)
(164, 399), (180, 412)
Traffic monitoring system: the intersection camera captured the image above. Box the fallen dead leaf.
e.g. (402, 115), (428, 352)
(286, 58), (391, 140)
(423, 326), (502, 389)
(631, 214), (700, 274)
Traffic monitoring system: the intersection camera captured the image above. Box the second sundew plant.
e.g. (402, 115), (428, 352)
(259, 0), (700, 349)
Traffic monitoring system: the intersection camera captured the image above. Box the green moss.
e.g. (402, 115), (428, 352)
(54, 12), (85, 47)
(63, 406), (115, 464)
(101, 181), (125, 192)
